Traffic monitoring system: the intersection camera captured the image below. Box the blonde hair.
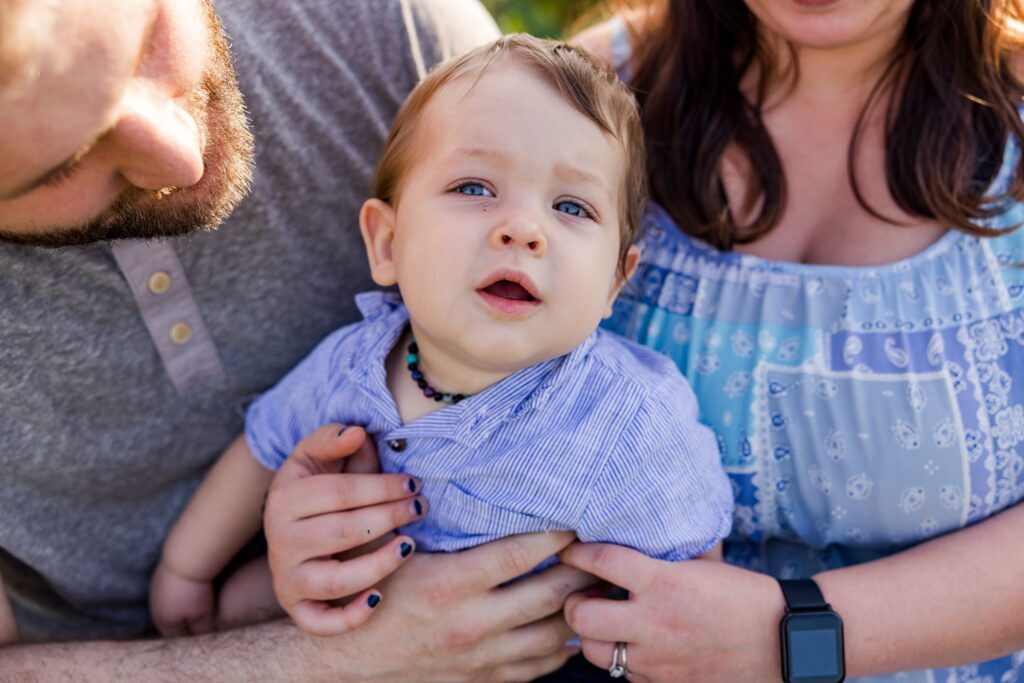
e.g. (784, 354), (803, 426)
(370, 33), (647, 275)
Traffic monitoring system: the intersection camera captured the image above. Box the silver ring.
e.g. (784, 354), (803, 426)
(608, 642), (629, 678)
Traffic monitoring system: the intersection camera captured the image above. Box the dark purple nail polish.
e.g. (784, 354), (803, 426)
(367, 593), (381, 608)
(407, 478), (418, 494)
(400, 542), (413, 558)
(413, 499), (423, 517)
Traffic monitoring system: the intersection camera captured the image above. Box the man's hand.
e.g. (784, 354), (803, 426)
(265, 424), (424, 635)
(303, 532), (595, 683)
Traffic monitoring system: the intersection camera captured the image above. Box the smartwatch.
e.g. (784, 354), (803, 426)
(778, 578), (845, 683)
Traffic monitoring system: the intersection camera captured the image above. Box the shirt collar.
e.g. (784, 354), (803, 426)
(421, 330), (598, 449)
(345, 291), (599, 448)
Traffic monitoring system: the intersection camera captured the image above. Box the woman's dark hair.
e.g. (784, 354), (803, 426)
(624, 0), (1024, 249)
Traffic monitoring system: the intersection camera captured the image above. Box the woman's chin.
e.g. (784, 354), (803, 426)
(747, 0), (912, 51)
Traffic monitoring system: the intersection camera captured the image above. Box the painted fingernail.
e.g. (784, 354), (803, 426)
(400, 541), (413, 558)
(412, 499), (423, 517)
(407, 478), (418, 494)
(367, 593), (381, 608)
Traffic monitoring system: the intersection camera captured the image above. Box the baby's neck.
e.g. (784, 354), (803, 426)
(384, 327), (517, 424)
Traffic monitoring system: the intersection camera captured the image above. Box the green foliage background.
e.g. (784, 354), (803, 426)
(481, 0), (604, 38)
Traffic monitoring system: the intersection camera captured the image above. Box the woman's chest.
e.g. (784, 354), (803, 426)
(721, 114), (946, 266)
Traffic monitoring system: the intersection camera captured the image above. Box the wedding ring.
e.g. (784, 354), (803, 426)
(608, 641), (629, 678)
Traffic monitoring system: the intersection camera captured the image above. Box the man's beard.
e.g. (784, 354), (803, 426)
(1, 4), (255, 248)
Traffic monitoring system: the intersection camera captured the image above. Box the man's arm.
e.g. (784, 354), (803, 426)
(0, 533), (589, 683)
(0, 424), (591, 682)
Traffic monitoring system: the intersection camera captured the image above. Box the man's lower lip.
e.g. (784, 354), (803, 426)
(477, 290), (541, 314)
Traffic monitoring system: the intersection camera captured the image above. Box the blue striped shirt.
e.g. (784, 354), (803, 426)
(246, 291), (733, 561)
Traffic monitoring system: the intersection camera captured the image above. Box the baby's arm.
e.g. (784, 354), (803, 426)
(576, 377), (733, 562)
(150, 435), (273, 637)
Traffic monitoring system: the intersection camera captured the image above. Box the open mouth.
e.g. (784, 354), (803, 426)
(480, 279), (538, 302)
(476, 271), (542, 315)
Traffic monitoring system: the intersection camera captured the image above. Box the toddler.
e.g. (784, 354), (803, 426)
(150, 34), (733, 638)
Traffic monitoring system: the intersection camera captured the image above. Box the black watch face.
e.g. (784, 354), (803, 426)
(782, 612), (845, 683)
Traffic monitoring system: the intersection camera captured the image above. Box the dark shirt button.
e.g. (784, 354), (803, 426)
(387, 438), (407, 452)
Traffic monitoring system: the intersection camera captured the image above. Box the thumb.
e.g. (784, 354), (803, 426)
(273, 424), (369, 485)
(344, 432), (382, 474)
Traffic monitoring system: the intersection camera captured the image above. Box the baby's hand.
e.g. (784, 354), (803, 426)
(265, 425), (422, 636)
(149, 561), (216, 637)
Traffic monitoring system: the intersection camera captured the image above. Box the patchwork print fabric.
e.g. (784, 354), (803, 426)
(606, 142), (1024, 683)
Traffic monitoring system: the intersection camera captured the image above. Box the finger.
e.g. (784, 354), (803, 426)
(485, 562), (598, 632)
(579, 637), (617, 673)
(458, 531), (576, 591)
(563, 593), (639, 643)
(155, 619), (185, 639)
(186, 612), (216, 636)
(287, 536), (416, 602)
(284, 498), (427, 559)
(270, 472), (419, 521)
(343, 432), (381, 474)
(489, 646), (579, 683)
(289, 589), (382, 637)
(559, 542), (656, 594)
(272, 425), (368, 486)
(470, 613), (573, 667)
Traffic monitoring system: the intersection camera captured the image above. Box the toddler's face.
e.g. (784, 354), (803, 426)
(362, 61), (636, 377)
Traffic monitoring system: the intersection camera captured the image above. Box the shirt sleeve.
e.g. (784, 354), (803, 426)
(576, 376), (735, 561)
(409, 0), (501, 69)
(244, 325), (358, 470)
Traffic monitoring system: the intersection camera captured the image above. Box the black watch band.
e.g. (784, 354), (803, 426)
(778, 578), (845, 683)
(779, 578), (830, 612)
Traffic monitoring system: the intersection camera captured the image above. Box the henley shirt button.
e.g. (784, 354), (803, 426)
(147, 271), (171, 294)
(169, 322), (193, 345)
(387, 438), (407, 452)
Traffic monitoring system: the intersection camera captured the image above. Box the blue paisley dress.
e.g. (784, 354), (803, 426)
(607, 18), (1024, 683)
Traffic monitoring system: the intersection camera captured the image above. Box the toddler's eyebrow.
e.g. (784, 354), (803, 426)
(552, 162), (609, 195)
(441, 148), (610, 193)
(442, 147), (508, 166)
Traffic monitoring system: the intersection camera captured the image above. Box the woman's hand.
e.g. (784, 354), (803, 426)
(560, 543), (785, 683)
(264, 424), (424, 635)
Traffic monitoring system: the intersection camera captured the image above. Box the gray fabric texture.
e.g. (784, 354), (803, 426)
(0, 0), (498, 642)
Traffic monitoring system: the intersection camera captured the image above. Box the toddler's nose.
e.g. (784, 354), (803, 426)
(490, 215), (548, 257)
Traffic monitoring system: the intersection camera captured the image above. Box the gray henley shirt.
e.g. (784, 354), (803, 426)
(0, 0), (499, 642)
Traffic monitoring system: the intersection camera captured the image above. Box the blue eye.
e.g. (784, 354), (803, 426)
(455, 182), (493, 197)
(555, 200), (590, 218)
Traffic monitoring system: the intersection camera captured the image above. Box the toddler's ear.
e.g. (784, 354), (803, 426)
(360, 198), (398, 286)
(603, 245), (641, 318)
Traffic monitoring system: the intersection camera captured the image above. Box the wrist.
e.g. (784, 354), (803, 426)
(715, 567), (786, 683)
(777, 577), (846, 683)
(156, 556), (215, 584)
(755, 571), (788, 681)
(286, 621), (377, 683)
